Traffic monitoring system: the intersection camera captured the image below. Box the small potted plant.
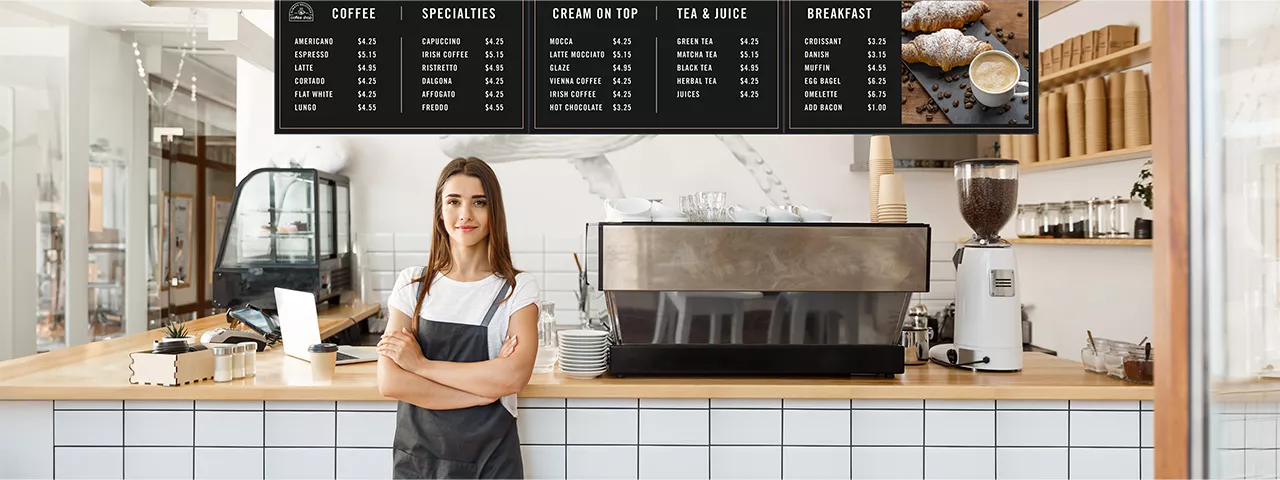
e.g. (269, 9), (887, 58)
(1130, 159), (1154, 239)
(153, 319), (194, 354)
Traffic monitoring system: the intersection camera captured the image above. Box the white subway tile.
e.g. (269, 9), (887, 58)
(519, 397), (567, 408)
(54, 447), (123, 479)
(1220, 415), (1246, 449)
(358, 233), (394, 252)
(566, 446), (637, 479)
(196, 401), (262, 411)
(711, 399), (781, 409)
(545, 273), (581, 292)
(567, 398), (636, 408)
(930, 261), (956, 281)
(196, 411), (263, 447)
(1068, 448), (1140, 480)
(55, 410), (123, 446)
(522, 445), (567, 479)
(336, 448), (391, 480)
(264, 448), (335, 480)
(1220, 402), (1249, 414)
(784, 410), (850, 446)
(125, 411), (195, 446)
(546, 255), (582, 273)
(925, 447), (993, 480)
(1141, 448), (1154, 480)
(54, 400), (122, 410)
(336, 401), (396, 412)
(544, 236), (582, 254)
(925, 400), (993, 410)
(0, 400), (53, 480)
(783, 399), (850, 409)
(996, 400), (1067, 410)
(125, 401), (194, 410)
(545, 292), (579, 315)
(1141, 401), (1154, 411)
(852, 410), (922, 446)
(711, 410), (781, 445)
(995, 447), (1067, 480)
(336, 412), (394, 448)
(925, 411), (994, 447)
(1220, 449), (1245, 480)
(1247, 449), (1277, 480)
(852, 447), (922, 479)
(640, 398), (709, 409)
(196, 448), (263, 479)
(1141, 411), (1154, 448)
(266, 412), (335, 447)
(392, 233), (431, 252)
(852, 399), (922, 410)
(519, 408), (567, 445)
(365, 253), (395, 271)
(265, 401), (335, 411)
(922, 281), (956, 300)
(124, 447), (194, 479)
(1070, 400), (1140, 411)
(1246, 416), (1277, 450)
(1069, 411), (1140, 447)
(640, 446), (709, 479)
(783, 447), (850, 479)
(710, 446), (781, 480)
(996, 411), (1067, 447)
(512, 253), (545, 273)
(930, 242), (956, 261)
(510, 235), (546, 253)
(394, 253), (431, 271)
(567, 409), (638, 445)
(367, 272), (398, 290)
(640, 410), (709, 445)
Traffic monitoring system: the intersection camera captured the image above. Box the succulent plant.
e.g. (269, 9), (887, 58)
(162, 320), (190, 339)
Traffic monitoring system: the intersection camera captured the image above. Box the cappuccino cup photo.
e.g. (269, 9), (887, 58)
(969, 50), (1029, 108)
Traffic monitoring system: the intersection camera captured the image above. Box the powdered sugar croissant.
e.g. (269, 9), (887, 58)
(901, 29), (993, 71)
(902, 0), (990, 32)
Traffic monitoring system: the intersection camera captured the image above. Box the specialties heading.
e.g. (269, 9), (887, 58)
(421, 7), (497, 20)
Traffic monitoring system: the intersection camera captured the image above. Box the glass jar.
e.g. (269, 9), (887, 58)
(1016, 204), (1041, 238)
(1038, 202), (1062, 238)
(1123, 345), (1154, 384)
(534, 301), (558, 374)
(1104, 341), (1137, 378)
(1080, 339), (1109, 373)
(1105, 196), (1133, 238)
(238, 342), (258, 377)
(212, 344), (235, 383)
(1059, 201), (1089, 238)
(1086, 197), (1106, 238)
(232, 344), (246, 379)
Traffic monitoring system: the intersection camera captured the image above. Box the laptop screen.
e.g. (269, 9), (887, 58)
(274, 287), (322, 360)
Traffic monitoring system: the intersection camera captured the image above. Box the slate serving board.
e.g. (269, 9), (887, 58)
(901, 20), (1031, 126)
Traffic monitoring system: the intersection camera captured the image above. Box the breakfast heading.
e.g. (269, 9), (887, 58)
(805, 7), (872, 20)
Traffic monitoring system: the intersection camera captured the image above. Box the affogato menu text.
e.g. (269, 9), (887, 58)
(275, 0), (1037, 134)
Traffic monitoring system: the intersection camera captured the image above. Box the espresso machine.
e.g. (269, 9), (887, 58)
(587, 222), (931, 377)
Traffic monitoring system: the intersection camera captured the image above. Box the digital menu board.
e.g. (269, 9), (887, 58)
(276, 0), (1037, 134)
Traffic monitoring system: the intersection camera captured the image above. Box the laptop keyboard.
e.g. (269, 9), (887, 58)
(336, 352), (357, 361)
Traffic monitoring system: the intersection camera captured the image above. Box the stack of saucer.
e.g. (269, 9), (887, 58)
(557, 329), (610, 379)
(868, 136), (895, 222)
(877, 174), (907, 223)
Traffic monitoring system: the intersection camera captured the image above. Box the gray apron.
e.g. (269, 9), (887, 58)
(392, 281), (523, 479)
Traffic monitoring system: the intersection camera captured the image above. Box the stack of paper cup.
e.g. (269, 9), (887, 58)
(1066, 82), (1086, 157)
(1085, 77), (1108, 154)
(1124, 70), (1150, 147)
(869, 135), (894, 223)
(876, 174), (907, 223)
(1108, 73), (1126, 149)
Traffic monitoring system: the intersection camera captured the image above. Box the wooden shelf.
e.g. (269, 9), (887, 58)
(957, 238), (1152, 246)
(1021, 145), (1153, 173)
(1040, 42), (1152, 91)
(1039, 0), (1080, 19)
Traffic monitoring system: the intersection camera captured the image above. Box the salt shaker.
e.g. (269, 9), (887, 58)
(239, 342), (258, 377)
(232, 344), (246, 379)
(212, 345), (235, 382)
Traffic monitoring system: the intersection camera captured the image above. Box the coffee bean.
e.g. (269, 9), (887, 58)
(943, 107), (950, 113)
(937, 93), (945, 100)
(958, 177), (1018, 239)
(996, 27), (1003, 32)
(916, 106), (924, 113)
(1017, 11), (1023, 17)
(965, 102), (974, 109)
(960, 82), (967, 89)
(932, 83), (939, 91)
(908, 84), (914, 91)
(1003, 104), (1011, 109)
(953, 100), (960, 107)
(963, 72), (969, 78)
(926, 114), (934, 121)
(996, 32), (1004, 39)
(902, 75), (909, 83)
(1008, 33), (1015, 40)
(1024, 50), (1030, 58)
(1008, 119), (1017, 125)
(1022, 97), (1029, 104)
(1001, 38), (1009, 44)
(984, 31), (991, 36)
(903, 98), (909, 105)
(1024, 113), (1031, 120)
(982, 105), (989, 111)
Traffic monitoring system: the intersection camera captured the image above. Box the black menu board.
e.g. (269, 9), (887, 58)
(275, 0), (1037, 134)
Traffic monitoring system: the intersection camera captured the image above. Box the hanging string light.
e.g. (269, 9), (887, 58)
(132, 8), (199, 107)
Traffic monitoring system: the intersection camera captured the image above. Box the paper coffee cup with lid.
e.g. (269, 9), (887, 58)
(308, 343), (339, 382)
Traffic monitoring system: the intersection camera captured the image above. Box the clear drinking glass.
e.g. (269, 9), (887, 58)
(534, 301), (558, 373)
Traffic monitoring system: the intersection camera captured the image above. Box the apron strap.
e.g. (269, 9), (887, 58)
(480, 281), (512, 327)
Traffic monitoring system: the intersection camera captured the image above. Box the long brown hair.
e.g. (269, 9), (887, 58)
(409, 157), (521, 326)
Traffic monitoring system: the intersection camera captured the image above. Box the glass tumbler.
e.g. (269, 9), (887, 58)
(534, 301), (558, 374)
(1016, 204), (1040, 238)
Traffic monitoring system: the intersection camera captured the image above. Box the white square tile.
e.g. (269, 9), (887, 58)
(567, 398), (637, 408)
(783, 447), (850, 479)
(393, 252), (431, 271)
(930, 242), (956, 261)
(1070, 400), (1140, 411)
(336, 412), (394, 448)
(925, 400), (993, 410)
(1141, 448), (1154, 480)
(996, 411), (1067, 447)
(925, 447), (994, 479)
(336, 402), (396, 412)
(511, 234), (547, 253)
(1246, 417), (1278, 450)
(1220, 415), (1246, 449)
(925, 411), (994, 447)
(566, 446), (637, 479)
(125, 401), (194, 410)
(266, 412), (336, 447)
(640, 446), (709, 479)
(519, 408), (567, 445)
(995, 447), (1067, 479)
(710, 446), (781, 480)
(545, 293), (579, 316)
(783, 399), (850, 409)
(392, 233), (431, 252)
(366, 272), (398, 290)
(996, 400), (1068, 410)
(1247, 449), (1278, 479)
(358, 233), (394, 252)
(711, 410), (781, 445)
(54, 401), (122, 410)
(522, 445), (567, 479)
(711, 399), (781, 409)
(124, 447), (194, 479)
(55, 447), (123, 479)
(1142, 411), (1154, 448)
(567, 409), (638, 445)
(1069, 448), (1140, 480)
(196, 411), (263, 447)
(544, 273), (581, 292)
(125, 411), (195, 446)
(852, 447), (922, 480)
(543, 235), (581, 253)
(195, 401), (262, 411)
(196, 448), (263, 479)
(1069, 411), (1140, 447)
(264, 448), (335, 480)
(519, 398), (566, 408)
(852, 400), (922, 410)
(0, 400), (53, 480)
(265, 401), (335, 411)
(336, 448), (391, 480)
(364, 253), (395, 271)
(1141, 401), (1154, 411)
(1220, 449), (1245, 480)
(784, 410), (850, 446)
(512, 253), (545, 273)
(640, 410), (709, 445)
(639, 398), (709, 409)
(55, 410), (123, 446)
(930, 262), (956, 281)
(546, 255), (581, 273)
(853, 410), (922, 446)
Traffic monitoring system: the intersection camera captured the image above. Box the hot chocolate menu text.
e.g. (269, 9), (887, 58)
(276, 0), (1036, 134)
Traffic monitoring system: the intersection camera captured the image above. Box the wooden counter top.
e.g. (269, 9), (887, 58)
(0, 306), (1150, 400)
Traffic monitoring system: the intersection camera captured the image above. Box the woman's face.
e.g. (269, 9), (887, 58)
(440, 174), (490, 248)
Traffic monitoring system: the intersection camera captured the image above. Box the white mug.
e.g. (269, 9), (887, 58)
(969, 50), (1029, 108)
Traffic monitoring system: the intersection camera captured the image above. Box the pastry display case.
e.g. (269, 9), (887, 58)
(212, 168), (353, 311)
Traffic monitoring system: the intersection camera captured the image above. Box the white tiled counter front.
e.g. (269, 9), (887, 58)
(0, 398), (1155, 479)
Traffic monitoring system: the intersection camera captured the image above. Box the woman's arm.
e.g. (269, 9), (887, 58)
(376, 308), (498, 410)
(402, 303), (539, 399)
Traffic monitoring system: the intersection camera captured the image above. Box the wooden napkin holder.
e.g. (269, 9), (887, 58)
(129, 348), (215, 386)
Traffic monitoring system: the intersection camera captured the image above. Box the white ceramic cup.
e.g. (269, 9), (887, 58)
(308, 343), (338, 382)
(969, 50), (1029, 108)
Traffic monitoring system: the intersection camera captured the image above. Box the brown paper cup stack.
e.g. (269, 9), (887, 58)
(1019, 135), (1037, 165)
(876, 174), (907, 223)
(1066, 82), (1086, 158)
(869, 135), (894, 222)
(1108, 73), (1126, 149)
(1124, 70), (1150, 147)
(1049, 91), (1068, 160)
(1038, 93), (1050, 162)
(1085, 77), (1108, 154)
(999, 135), (1014, 160)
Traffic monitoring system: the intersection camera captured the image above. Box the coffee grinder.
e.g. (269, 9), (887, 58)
(929, 159), (1023, 371)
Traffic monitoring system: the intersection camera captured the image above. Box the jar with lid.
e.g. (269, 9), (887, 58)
(1016, 204), (1041, 238)
(232, 344), (246, 379)
(238, 342), (258, 377)
(1080, 338), (1110, 373)
(1103, 341), (1137, 378)
(1123, 344), (1153, 384)
(1059, 201), (1089, 238)
(1086, 197), (1107, 238)
(212, 344), (235, 382)
(1038, 202), (1062, 238)
(1105, 196), (1133, 238)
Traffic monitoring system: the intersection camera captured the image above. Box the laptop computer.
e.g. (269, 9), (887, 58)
(274, 287), (378, 365)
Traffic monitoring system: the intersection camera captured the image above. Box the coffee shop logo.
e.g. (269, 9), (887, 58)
(287, 2), (315, 22)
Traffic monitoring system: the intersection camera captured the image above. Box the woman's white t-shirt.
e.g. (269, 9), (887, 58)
(388, 267), (540, 417)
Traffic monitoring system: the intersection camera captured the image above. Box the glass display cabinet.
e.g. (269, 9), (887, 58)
(212, 168), (353, 311)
